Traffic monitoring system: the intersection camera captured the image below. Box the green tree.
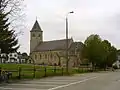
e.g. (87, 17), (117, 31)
(22, 52), (28, 60)
(0, 0), (25, 37)
(84, 34), (117, 69)
(99, 40), (111, 68)
(22, 52), (28, 63)
(107, 46), (117, 67)
(0, 13), (19, 53)
(84, 34), (103, 68)
(102, 40), (117, 67)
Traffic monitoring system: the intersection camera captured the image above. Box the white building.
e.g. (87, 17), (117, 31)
(112, 55), (120, 68)
(0, 52), (26, 64)
(7, 53), (19, 63)
(113, 60), (120, 68)
(0, 53), (7, 63)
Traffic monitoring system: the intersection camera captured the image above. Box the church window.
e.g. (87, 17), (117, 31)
(35, 54), (37, 60)
(38, 34), (41, 37)
(32, 33), (35, 37)
(50, 54), (52, 59)
(45, 54), (47, 59)
(40, 54), (41, 59)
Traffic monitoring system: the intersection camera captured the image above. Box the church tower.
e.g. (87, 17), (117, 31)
(30, 20), (43, 53)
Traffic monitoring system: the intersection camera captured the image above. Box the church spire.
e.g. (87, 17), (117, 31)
(31, 20), (42, 32)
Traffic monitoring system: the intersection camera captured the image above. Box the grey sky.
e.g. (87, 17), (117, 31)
(19, 0), (120, 53)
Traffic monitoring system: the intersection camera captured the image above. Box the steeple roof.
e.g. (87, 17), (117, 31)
(31, 20), (42, 32)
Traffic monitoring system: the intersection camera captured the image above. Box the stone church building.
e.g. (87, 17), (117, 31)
(29, 20), (84, 67)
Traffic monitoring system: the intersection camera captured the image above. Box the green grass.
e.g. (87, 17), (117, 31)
(0, 64), (91, 79)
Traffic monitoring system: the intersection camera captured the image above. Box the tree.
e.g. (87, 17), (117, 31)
(22, 52), (28, 59)
(101, 40), (117, 67)
(0, 12), (19, 53)
(0, 0), (24, 17)
(107, 46), (117, 67)
(84, 34), (117, 69)
(84, 34), (103, 68)
(22, 52), (28, 63)
(0, 0), (24, 53)
(101, 40), (110, 67)
(0, 0), (25, 34)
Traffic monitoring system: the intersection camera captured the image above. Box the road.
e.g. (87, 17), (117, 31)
(0, 71), (120, 90)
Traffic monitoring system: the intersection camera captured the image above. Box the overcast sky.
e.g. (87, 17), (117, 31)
(18, 0), (120, 54)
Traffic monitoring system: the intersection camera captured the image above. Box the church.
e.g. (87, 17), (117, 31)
(29, 20), (84, 67)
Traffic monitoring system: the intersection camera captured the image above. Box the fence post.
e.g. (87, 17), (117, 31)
(0, 67), (2, 82)
(87, 64), (89, 72)
(0, 67), (2, 76)
(44, 67), (47, 77)
(82, 66), (83, 73)
(54, 65), (56, 74)
(62, 67), (63, 75)
(33, 65), (36, 78)
(77, 66), (79, 73)
(18, 66), (21, 79)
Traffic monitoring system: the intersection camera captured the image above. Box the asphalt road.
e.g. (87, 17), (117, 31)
(1, 71), (120, 90)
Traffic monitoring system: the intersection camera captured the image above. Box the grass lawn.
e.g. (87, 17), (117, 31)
(0, 64), (90, 79)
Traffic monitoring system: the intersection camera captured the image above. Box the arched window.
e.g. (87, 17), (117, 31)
(40, 54), (42, 59)
(35, 54), (37, 60)
(38, 34), (41, 37)
(45, 54), (47, 59)
(51, 54), (52, 59)
(32, 33), (35, 37)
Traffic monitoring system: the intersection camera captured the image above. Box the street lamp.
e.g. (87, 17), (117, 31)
(66, 11), (74, 73)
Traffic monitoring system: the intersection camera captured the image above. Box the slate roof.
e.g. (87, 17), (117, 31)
(33, 39), (73, 52)
(31, 20), (42, 32)
(70, 42), (84, 51)
(69, 42), (84, 54)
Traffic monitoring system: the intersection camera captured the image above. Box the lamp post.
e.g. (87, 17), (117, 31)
(66, 11), (74, 73)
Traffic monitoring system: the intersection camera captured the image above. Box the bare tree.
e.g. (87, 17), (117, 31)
(0, 0), (25, 35)
(0, 0), (24, 14)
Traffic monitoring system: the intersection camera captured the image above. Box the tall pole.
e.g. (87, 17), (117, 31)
(65, 11), (74, 73)
(66, 17), (69, 73)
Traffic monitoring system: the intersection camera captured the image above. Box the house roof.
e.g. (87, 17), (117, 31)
(33, 39), (73, 52)
(31, 20), (42, 32)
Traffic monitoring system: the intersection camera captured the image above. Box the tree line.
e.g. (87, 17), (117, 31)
(82, 34), (117, 69)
